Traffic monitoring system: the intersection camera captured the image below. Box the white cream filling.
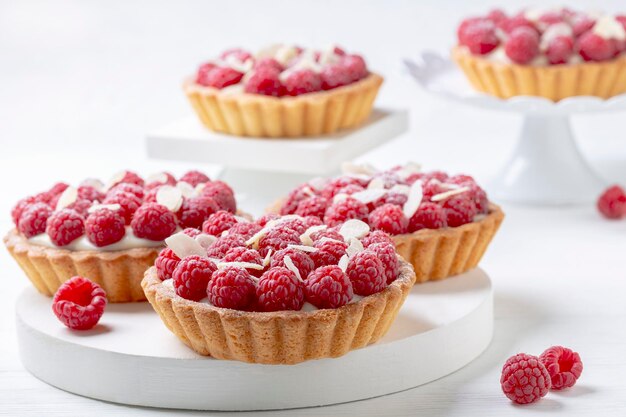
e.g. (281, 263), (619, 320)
(27, 226), (165, 252)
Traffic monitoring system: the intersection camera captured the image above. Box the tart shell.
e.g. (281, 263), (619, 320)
(453, 47), (626, 101)
(183, 73), (384, 138)
(4, 229), (160, 303)
(141, 258), (416, 364)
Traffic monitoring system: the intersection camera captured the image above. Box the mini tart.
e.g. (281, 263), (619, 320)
(142, 258), (415, 364)
(183, 73), (383, 138)
(4, 229), (160, 302)
(453, 47), (626, 101)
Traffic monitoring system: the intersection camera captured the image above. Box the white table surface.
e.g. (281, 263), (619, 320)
(1, 0), (625, 416)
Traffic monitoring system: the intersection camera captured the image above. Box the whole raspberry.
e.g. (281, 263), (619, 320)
(537, 11), (564, 29)
(202, 67), (244, 89)
(227, 221), (262, 239)
(295, 196), (329, 219)
(206, 234), (246, 258)
(577, 32), (616, 62)
(305, 265), (354, 309)
(256, 267), (305, 312)
(597, 185), (626, 219)
(46, 209), (85, 246)
(144, 186), (160, 203)
(258, 227), (301, 257)
(422, 180), (447, 201)
(341, 54), (368, 81)
(245, 67), (283, 96)
(368, 204), (409, 235)
(131, 203), (177, 241)
(347, 250), (386, 296)
(256, 213), (280, 227)
(155, 248), (180, 280)
(284, 69), (322, 96)
(324, 198), (369, 228)
(539, 346), (583, 390)
(11, 196), (36, 226)
(572, 16), (595, 36)
(107, 183), (144, 200)
(367, 242), (399, 284)
(458, 18), (500, 54)
(408, 202), (447, 232)
(179, 170), (210, 187)
(254, 57), (284, 72)
(362, 230), (395, 248)
(321, 177), (367, 199)
(195, 62), (217, 86)
(207, 266), (256, 310)
(422, 170), (449, 183)
(616, 15), (626, 31)
(52, 276), (107, 330)
(63, 198), (92, 218)
(103, 191), (142, 225)
(320, 64), (351, 90)
(48, 182), (69, 197)
(505, 26), (540, 64)
(172, 255), (217, 301)
(18, 203), (52, 238)
(370, 192), (408, 211)
(547, 36), (574, 65)
(498, 15), (538, 34)
(276, 217), (308, 235)
(487, 8), (507, 24)
(177, 196), (219, 229)
(111, 170), (144, 187)
(183, 227), (201, 237)
(501, 353), (551, 404)
(303, 215), (323, 228)
(310, 239), (348, 268)
(310, 228), (344, 243)
(85, 208), (126, 247)
(77, 185), (105, 202)
(271, 247), (315, 279)
(443, 196), (477, 227)
(222, 246), (264, 277)
(336, 184), (365, 196)
(202, 210), (238, 236)
(280, 184), (316, 215)
(200, 181), (236, 213)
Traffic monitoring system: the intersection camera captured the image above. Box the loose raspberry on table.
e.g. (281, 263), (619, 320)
(103, 191), (142, 225)
(179, 170), (210, 187)
(46, 209), (85, 246)
(52, 276), (107, 330)
(155, 248), (180, 280)
(408, 202), (447, 232)
(206, 234), (246, 258)
(254, 57), (284, 72)
(341, 54), (368, 82)
(111, 170), (144, 188)
(258, 227), (301, 257)
(361, 230), (395, 248)
(107, 183), (144, 200)
(505, 26), (540, 64)
(280, 185), (316, 215)
(222, 246), (264, 277)
(295, 196), (329, 219)
(245, 67), (283, 96)
(347, 250), (387, 296)
(172, 255), (217, 301)
(577, 31), (616, 62)
(367, 242), (399, 284)
(85, 208), (126, 247)
(501, 353), (551, 404)
(324, 197), (369, 228)
(546, 36), (574, 65)
(597, 185), (626, 219)
(201, 66), (244, 89)
(227, 221), (261, 239)
(310, 239), (348, 268)
(77, 185), (105, 202)
(11, 196), (36, 226)
(539, 346), (583, 390)
(177, 196), (219, 229)
(207, 266), (257, 310)
(305, 265), (354, 309)
(443, 195), (477, 227)
(271, 247), (315, 280)
(284, 69), (322, 96)
(18, 203), (52, 238)
(200, 181), (237, 213)
(320, 64), (351, 90)
(131, 203), (177, 241)
(368, 204), (409, 235)
(458, 18), (500, 55)
(202, 210), (238, 236)
(421, 171), (449, 183)
(256, 267), (305, 312)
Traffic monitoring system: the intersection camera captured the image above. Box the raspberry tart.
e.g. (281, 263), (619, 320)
(142, 215), (415, 364)
(5, 170), (239, 302)
(454, 8), (626, 100)
(270, 163), (504, 283)
(184, 45), (383, 138)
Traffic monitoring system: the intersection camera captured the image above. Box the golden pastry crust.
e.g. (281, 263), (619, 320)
(4, 229), (160, 302)
(183, 73), (383, 138)
(453, 46), (626, 101)
(142, 258), (416, 364)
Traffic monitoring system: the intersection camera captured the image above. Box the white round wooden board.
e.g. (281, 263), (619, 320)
(16, 268), (493, 411)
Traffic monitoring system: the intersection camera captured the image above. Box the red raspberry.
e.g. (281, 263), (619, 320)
(227, 221), (262, 239)
(103, 191), (142, 225)
(498, 15), (537, 34)
(276, 217), (308, 235)
(46, 209), (85, 246)
(207, 266), (256, 310)
(182, 227), (201, 237)
(310, 239), (348, 268)
(254, 57), (284, 72)
(347, 250), (386, 296)
(443, 196), (477, 227)
(362, 230), (395, 248)
(302, 215), (323, 229)
(11, 196), (36, 226)
(547, 36), (574, 65)
(245, 67), (283, 96)
(324, 198), (369, 228)
(131, 203), (177, 241)
(220, 48), (253, 62)
(448, 174), (475, 185)
(537, 11), (565, 29)
(48, 182), (69, 196)
(320, 64), (351, 90)
(256, 267), (305, 312)
(18, 203), (52, 238)
(501, 353), (551, 404)
(617, 15), (626, 31)
(572, 15), (595, 37)
(421, 171), (449, 183)
(107, 183), (144, 200)
(487, 9), (507, 24)
(195, 62), (217, 86)
(177, 196), (219, 229)
(146, 172), (177, 189)
(341, 54), (368, 82)
(179, 170), (210, 187)
(33, 191), (54, 204)
(258, 227), (301, 257)
(63, 198), (92, 218)
(280, 184), (316, 215)
(408, 202), (447, 232)
(206, 234), (246, 258)
(77, 185), (105, 202)
(367, 242), (399, 284)
(155, 248), (180, 280)
(505, 26), (540, 64)
(270, 247), (315, 279)
(321, 177), (367, 199)
(202, 210), (237, 236)
(422, 180), (447, 201)
(539, 346), (583, 390)
(370, 192), (408, 211)
(52, 276), (107, 330)
(336, 184), (365, 196)
(597, 185), (626, 219)
(577, 32), (616, 62)
(111, 170), (144, 187)
(144, 186), (160, 203)
(305, 265), (353, 309)
(310, 228), (344, 243)
(85, 208), (126, 247)
(172, 255), (217, 301)
(256, 213), (280, 227)
(368, 204), (408, 235)
(222, 246), (264, 277)
(284, 69), (322, 96)
(202, 67), (244, 89)
(458, 18), (500, 54)
(200, 181), (236, 213)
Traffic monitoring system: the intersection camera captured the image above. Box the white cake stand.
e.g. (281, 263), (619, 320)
(17, 269), (493, 411)
(405, 52), (626, 205)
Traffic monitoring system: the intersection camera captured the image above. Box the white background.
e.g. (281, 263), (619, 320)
(1, 0), (626, 416)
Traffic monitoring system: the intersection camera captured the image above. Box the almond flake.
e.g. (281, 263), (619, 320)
(338, 255), (349, 272)
(341, 161), (377, 176)
(390, 184), (411, 195)
(318, 236), (344, 244)
(333, 193), (349, 204)
(165, 232), (207, 259)
(402, 180), (423, 219)
(299, 225), (327, 246)
(80, 178), (104, 192)
(146, 172), (168, 184)
(217, 261), (264, 270)
(430, 187), (469, 202)
(351, 189), (387, 204)
(55, 186), (78, 210)
(367, 177), (385, 190)
(287, 244), (319, 253)
(176, 181), (195, 198)
(308, 177), (328, 191)
(283, 255), (303, 281)
(339, 219), (370, 241)
(394, 162), (422, 180)
(105, 171), (127, 190)
(156, 185), (183, 212)
(346, 238), (364, 258)
(195, 182), (207, 195)
(195, 234), (217, 249)
(87, 203), (121, 214)
(262, 249), (272, 267)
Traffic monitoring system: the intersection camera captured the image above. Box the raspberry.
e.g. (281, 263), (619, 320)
(220, 48), (253, 62)
(280, 185), (316, 215)
(131, 203), (177, 241)
(227, 221), (261, 239)
(341, 54), (368, 81)
(18, 203), (52, 238)
(422, 180), (447, 201)
(146, 172), (177, 189)
(501, 353), (551, 404)
(577, 31), (616, 62)
(367, 242), (399, 284)
(207, 266), (256, 310)
(103, 191), (142, 225)
(172, 256), (217, 301)
(179, 170), (210, 187)
(310, 239), (348, 268)
(421, 171), (449, 183)
(144, 186), (160, 203)
(107, 183), (144, 200)
(505, 26), (540, 64)
(597, 185), (626, 219)
(370, 192), (408, 211)
(546, 36), (574, 65)
(362, 230), (395, 248)
(256, 267), (305, 312)
(305, 265), (353, 309)
(52, 276), (107, 330)
(177, 196), (219, 229)
(64, 198), (92, 218)
(46, 209), (85, 246)
(202, 66), (244, 89)
(11, 196), (36, 226)
(33, 191), (54, 204)
(537, 11), (565, 29)
(48, 182), (69, 196)
(77, 185), (105, 202)
(222, 247), (264, 277)
(539, 346), (583, 390)
(276, 217), (308, 235)
(302, 215), (323, 228)
(347, 250), (386, 296)
(572, 15), (595, 37)
(368, 204), (408, 235)
(155, 248), (180, 280)
(408, 202), (447, 232)
(245, 67), (283, 96)
(487, 8), (507, 24)
(182, 227), (201, 237)
(200, 181), (236, 213)
(258, 227), (301, 257)
(335, 184), (365, 196)
(321, 177), (367, 199)
(448, 174), (475, 185)
(458, 18), (500, 54)
(202, 210), (237, 236)
(320, 64), (351, 90)
(324, 198), (369, 227)
(85, 208), (126, 247)
(443, 196), (477, 227)
(310, 228), (344, 242)
(195, 62), (217, 86)
(254, 57), (284, 72)
(284, 69), (322, 96)
(498, 15), (537, 34)
(206, 234), (246, 258)
(111, 170), (144, 187)
(270, 248), (315, 279)
(256, 213), (280, 227)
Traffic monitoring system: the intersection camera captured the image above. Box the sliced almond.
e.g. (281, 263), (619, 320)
(287, 244), (319, 253)
(333, 193), (349, 204)
(217, 261), (264, 271)
(195, 182), (207, 195)
(87, 203), (121, 214)
(339, 219), (370, 241)
(105, 171), (127, 190)
(176, 181), (195, 198)
(403, 180), (424, 219)
(367, 177), (385, 190)
(395, 162), (422, 180)
(146, 172), (168, 185)
(338, 254), (350, 273)
(308, 177), (328, 191)
(156, 185), (184, 212)
(431, 187), (469, 202)
(262, 249), (273, 267)
(390, 184), (411, 195)
(165, 232), (207, 259)
(351, 189), (387, 204)
(346, 238), (364, 258)
(341, 161), (377, 176)
(195, 234), (217, 249)
(55, 186), (78, 211)
(283, 255), (303, 281)
(299, 225), (327, 246)
(80, 178), (104, 192)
